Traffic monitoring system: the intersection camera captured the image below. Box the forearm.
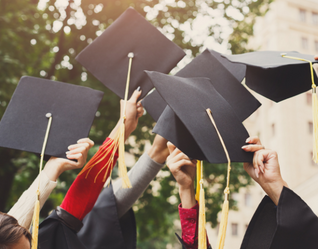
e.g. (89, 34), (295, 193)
(112, 152), (164, 218)
(8, 171), (57, 229)
(179, 186), (196, 209)
(60, 137), (118, 221)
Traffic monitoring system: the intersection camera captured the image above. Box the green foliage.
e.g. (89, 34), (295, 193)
(0, 0), (270, 247)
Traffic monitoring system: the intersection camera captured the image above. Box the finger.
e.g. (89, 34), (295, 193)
(256, 151), (266, 174)
(136, 106), (144, 118)
(169, 151), (192, 164)
(128, 88), (142, 103)
(66, 153), (84, 167)
(245, 136), (262, 145)
(68, 143), (90, 151)
(77, 138), (94, 148)
(242, 144), (264, 152)
(168, 159), (196, 173)
(167, 142), (177, 154)
(314, 55), (318, 60)
(66, 146), (88, 155)
(137, 100), (142, 107)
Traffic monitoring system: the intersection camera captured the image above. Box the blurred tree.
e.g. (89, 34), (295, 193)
(0, 0), (272, 247)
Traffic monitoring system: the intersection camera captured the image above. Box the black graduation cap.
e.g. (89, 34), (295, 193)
(142, 49), (260, 122)
(221, 51), (318, 102)
(76, 7), (186, 100)
(146, 71), (252, 164)
(0, 76), (104, 159)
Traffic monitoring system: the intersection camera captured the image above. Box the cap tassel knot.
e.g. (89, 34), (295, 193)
(281, 54), (318, 163)
(206, 108), (231, 249)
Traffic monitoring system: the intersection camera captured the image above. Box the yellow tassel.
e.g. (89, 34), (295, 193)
(31, 192), (40, 249)
(118, 118), (131, 188)
(216, 190), (230, 249)
(30, 114), (52, 248)
(195, 160), (201, 203)
(78, 53), (134, 188)
(198, 175), (207, 249)
(206, 108), (231, 249)
(312, 87), (318, 163)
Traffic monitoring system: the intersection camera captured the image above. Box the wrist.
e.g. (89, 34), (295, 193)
(179, 186), (196, 209)
(148, 144), (169, 164)
(43, 159), (64, 182)
(262, 179), (288, 205)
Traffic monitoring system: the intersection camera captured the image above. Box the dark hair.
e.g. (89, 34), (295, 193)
(0, 212), (32, 249)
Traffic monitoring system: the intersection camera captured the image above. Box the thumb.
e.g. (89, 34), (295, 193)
(167, 142), (176, 154)
(314, 54), (318, 60)
(128, 88), (142, 103)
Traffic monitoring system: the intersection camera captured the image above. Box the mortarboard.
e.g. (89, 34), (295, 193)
(0, 76), (103, 248)
(221, 51), (318, 163)
(146, 71), (252, 164)
(146, 71), (252, 249)
(221, 51), (318, 102)
(76, 7), (185, 187)
(75, 7), (185, 100)
(0, 76), (103, 158)
(142, 49), (260, 122)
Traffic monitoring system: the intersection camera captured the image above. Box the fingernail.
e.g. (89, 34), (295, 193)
(136, 86), (141, 92)
(66, 151), (70, 154)
(246, 138), (250, 143)
(68, 145), (73, 150)
(255, 168), (259, 178)
(241, 145), (248, 150)
(260, 166), (264, 174)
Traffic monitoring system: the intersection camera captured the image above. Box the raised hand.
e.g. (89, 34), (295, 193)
(109, 88), (144, 140)
(242, 137), (288, 205)
(43, 138), (94, 181)
(166, 142), (196, 208)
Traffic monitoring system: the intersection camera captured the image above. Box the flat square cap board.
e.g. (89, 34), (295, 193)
(221, 51), (318, 102)
(141, 49), (260, 122)
(0, 76), (104, 159)
(76, 7), (186, 100)
(146, 71), (253, 163)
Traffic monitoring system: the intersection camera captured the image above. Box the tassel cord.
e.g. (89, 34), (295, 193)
(31, 115), (52, 249)
(206, 108), (231, 249)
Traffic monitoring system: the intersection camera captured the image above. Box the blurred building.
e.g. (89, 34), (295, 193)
(206, 0), (318, 248)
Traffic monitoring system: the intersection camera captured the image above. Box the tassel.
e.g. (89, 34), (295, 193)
(31, 192), (40, 249)
(30, 113), (52, 247)
(118, 115), (131, 188)
(78, 53), (134, 188)
(198, 161), (207, 249)
(206, 108), (231, 249)
(281, 54), (318, 163)
(195, 160), (201, 203)
(312, 87), (318, 163)
(216, 189), (230, 249)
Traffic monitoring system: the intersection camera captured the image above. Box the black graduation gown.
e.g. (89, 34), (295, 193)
(78, 183), (136, 249)
(241, 187), (318, 249)
(38, 183), (136, 249)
